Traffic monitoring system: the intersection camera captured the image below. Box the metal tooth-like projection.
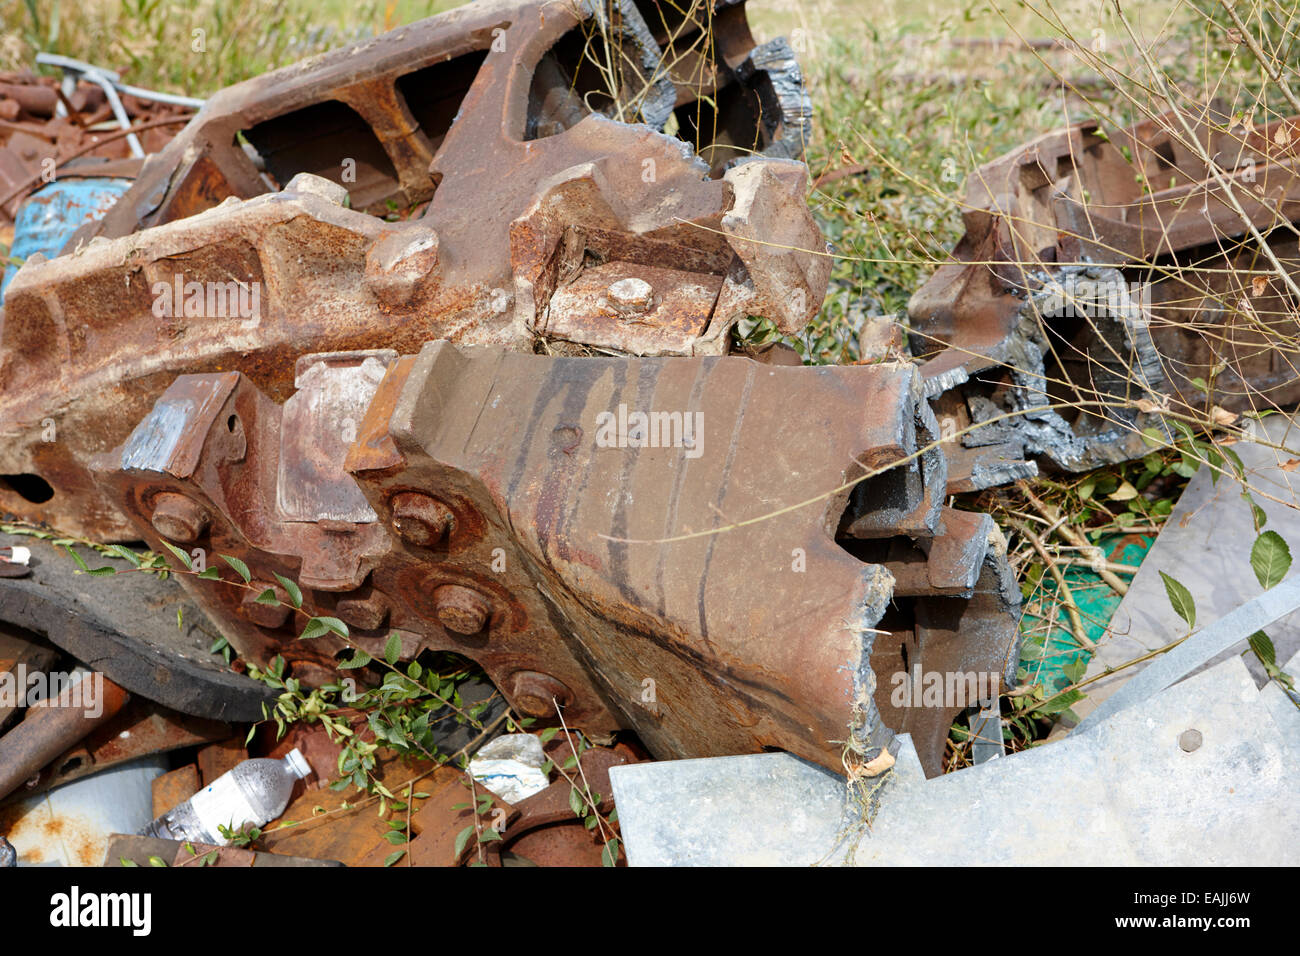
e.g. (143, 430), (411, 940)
(0, 0), (828, 542)
(88, 344), (1019, 777)
(908, 102), (1300, 491)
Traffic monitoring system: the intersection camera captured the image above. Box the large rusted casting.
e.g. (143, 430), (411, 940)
(0, 0), (827, 541)
(89, 344), (1018, 776)
(909, 103), (1300, 490)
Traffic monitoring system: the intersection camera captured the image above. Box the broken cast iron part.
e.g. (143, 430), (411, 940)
(909, 103), (1300, 491)
(70, 0), (811, 241)
(88, 342), (1019, 776)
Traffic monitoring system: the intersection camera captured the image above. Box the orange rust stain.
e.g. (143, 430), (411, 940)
(3, 799), (108, 867)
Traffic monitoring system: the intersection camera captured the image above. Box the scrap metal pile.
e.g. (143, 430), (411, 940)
(910, 101), (1300, 490)
(0, 0), (1021, 797)
(6, 0), (1293, 864)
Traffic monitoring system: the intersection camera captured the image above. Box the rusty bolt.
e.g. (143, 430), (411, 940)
(390, 493), (454, 547)
(336, 592), (391, 631)
(433, 584), (490, 635)
(607, 277), (654, 316)
(288, 660), (337, 688)
(150, 492), (209, 543)
(240, 583), (292, 629)
(509, 672), (571, 718)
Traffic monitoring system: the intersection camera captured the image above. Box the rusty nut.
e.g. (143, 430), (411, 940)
(240, 582), (292, 629)
(336, 591), (391, 631)
(606, 277), (654, 317)
(390, 492), (454, 547)
(432, 584), (490, 635)
(509, 672), (571, 718)
(150, 492), (209, 543)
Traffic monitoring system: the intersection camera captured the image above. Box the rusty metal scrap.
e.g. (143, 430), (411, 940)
(86, 343), (1018, 775)
(0, 671), (128, 803)
(78, 0), (811, 240)
(0, 70), (192, 224)
(1, 3), (827, 542)
(0, 0), (1024, 789)
(910, 103), (1300, 490)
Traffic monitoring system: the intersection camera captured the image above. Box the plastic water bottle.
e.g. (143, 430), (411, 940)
(140, 749), (312, 845)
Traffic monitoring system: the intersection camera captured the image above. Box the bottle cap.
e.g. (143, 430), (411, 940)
(284, 748), (313, 780)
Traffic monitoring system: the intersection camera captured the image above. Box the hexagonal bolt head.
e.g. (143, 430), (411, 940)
(606, 277), (655, 317)
(240, 583), (292, 629)
(1178, 728), (1203, 753)
(390, 493), (455, 547)
(433, 584), (490, 635)
(150, 492), (209, 543)
(336, 592), (391, 631)
(509, 671), (571, 718)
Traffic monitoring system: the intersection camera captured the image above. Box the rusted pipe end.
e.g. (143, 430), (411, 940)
(336, 591), (391, 631)
(240, 583), (292, 629)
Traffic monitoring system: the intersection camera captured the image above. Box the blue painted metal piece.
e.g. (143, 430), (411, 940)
(1, 177), (131, 301)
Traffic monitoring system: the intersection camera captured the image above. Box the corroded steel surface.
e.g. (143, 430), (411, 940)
(910, 104), (1300, 490)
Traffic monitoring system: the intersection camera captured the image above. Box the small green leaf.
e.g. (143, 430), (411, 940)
(1243, 492), (1267, 532)
(86, 566), (117, 576)
(601, 838), (620, 867)
(220, 554), (252, 583)
(106, 544), (143, 566)
(539, 727), (559, 744)
(337, 649), (372, 669)
(148, 855), (168, 867)
(479, 827), (502, 843)
(384, 633), (401, 666)
(273, 572), (303, 609)
(1251, 531), (1292, 590)
(453, 825), (475, 859)
(254, 587), (280, 606)
(383, 850), (406, 867)
(383, 830), (407, 845)
(1248, 630), (1277, 666)
(298, 616), (349, 641)
(197, 567), (221, 580)
(568, 785), (585, 817)
(1160, 570), (1197, 629)
(120, 858), (138, 867)
(160, 541), (193, 569)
